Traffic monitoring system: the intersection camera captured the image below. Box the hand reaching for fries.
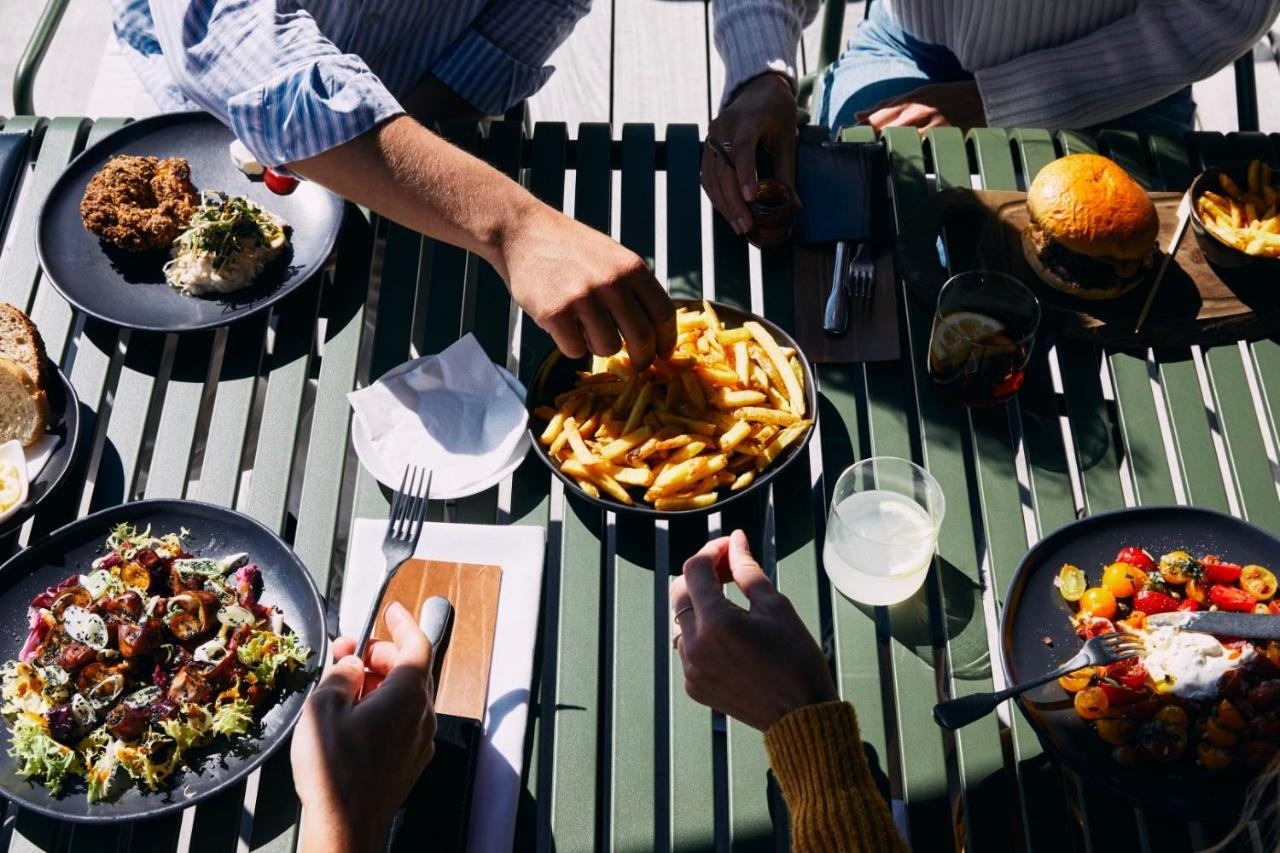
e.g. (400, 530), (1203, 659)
(1195, 159), (1280, 258)
(533, 301), (812, 511)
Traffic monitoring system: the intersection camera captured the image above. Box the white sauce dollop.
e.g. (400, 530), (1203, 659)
(1139, 624), (1255, 701)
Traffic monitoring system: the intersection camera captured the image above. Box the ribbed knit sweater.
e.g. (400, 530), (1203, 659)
(715, 0), (1280, 127)
(764, 701), (907, 852)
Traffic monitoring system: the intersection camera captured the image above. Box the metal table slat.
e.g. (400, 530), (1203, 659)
(87, 331), (166, 513)
(885, 125), (1012, 851)
(145, 332), (214, 500)
(821, 128), (892, 813)
(0, 117), (89, 313)
(195, 316), (270, 507)
(662, 124), (717, 853)
(513, 121), (568, 853)
(605, 122), (660, 850)
(965, 126), (1078, 853)
(870, 128), (953, 851)
(293, 207), (373, 585)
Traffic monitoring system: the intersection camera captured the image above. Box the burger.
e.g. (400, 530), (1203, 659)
(1021, 153), (1160, 300)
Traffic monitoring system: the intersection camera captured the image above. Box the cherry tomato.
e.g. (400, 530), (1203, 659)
(1124, 698), (1160, 720)
(1158, 550), (1197, 585)
(1177, 599), (1199, 612)
(1185, 577), (1209, 605)
(1117, 610), (1148, 631)
(1138, 726), (1187, 762)
(1057, 564), (1087, 603)
(1095, 718), (1131, 746)
(1133, 589), (1180, 615)
(1210, 584), (1257, 612)
(1204, 716), (1240, 748)
(1268, 641), (1280, 670)
(1202, 555), (1243, 584)
(1155, 705), (1189, 727)
(1116, 546), (1156, 573)
(1270, 601), (1280, 616)
(1102, 562), (1148, 598)
(1079, 587), (1117, 619)
(1217, 699), (1246, 731)
(1240, 565), (1278, 601)
(1099, 681), (1146, 706)
(1074, 686), (1109, 720)
(1108, 658), (1149, 689)
(1058, 667), (1094, 693)
(262, 167), (298, 195)
(1197, 742), (1234, 770)
(1247, 680), (1280, 710)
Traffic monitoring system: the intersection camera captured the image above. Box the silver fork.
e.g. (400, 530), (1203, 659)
(848, 241), (876, 303)
(932, 632), (1143, 730)
(355, 465), (432, 658)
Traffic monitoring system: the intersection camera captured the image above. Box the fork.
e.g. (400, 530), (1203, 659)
(355, 465), (432, 658)
(822, 241), (876, 334)
(932, 632), (1143, 730)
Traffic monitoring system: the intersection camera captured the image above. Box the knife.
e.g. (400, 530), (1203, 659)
(823, 240), (851, 334)
(1133, 193), (1191, 335)
(1146, 611), (1280, 640)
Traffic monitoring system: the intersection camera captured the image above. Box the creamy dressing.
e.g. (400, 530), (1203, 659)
(1137, 623), (1255, 701)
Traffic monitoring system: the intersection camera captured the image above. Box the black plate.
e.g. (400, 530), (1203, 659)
(0, 361), (82, 539)
(526, 299), (818, 517)
(0, 499), (326, 823)
(1000, 505), (1280, 817)
(36, 113), (344, 332)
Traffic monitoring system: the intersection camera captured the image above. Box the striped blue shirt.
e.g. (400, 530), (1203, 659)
(110, 0), (590, 167)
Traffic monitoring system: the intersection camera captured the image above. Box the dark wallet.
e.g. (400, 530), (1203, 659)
(0, 131), (31, 239)
(793, 137), (887, 245)
(387, 713), (484, 853)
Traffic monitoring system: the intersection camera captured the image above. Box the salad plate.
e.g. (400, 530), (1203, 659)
(0, 499), (325, 822)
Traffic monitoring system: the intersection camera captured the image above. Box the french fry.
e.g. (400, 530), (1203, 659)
(756, 421), (811, 470)
(702, 300), (722, 333)
(737, 406), (797, 426)
(665, 440), (707, 464)
(575, 479), (601, 499)
(680, 372), (706, 412)
(754, 425), (780, 444)
(1220, 172), (1244, 198)
(655, 433), (695, 452)
(623, 382), (653, 435)
(711, 388), (767, 408)
(549, 417), (574, 457)
(733, 341), (750, 386)
(1249, 159), (1262, 196)
(718, 419), (752, 453)
(564, 419), (600, 464)
(612, 466), (655, 488)
(654, 494), (718, 511)
(655, 412), (718, 436)
(600, 426), (654, 461)
(715, 327), (753, 345)
(730, 471), (755, 491)
(540, 411), (566, 445)
(677, 312), (707, 331)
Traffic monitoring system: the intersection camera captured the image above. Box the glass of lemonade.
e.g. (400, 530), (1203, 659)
(823, 457), (945, 605)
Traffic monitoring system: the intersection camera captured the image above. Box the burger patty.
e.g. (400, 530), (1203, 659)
(1026, 222), (1155, 292)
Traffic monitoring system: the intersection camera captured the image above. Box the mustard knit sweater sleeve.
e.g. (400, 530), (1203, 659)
(764, 701), (907, 853)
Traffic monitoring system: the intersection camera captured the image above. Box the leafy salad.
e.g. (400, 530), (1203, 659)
(1, 524), (310, 801)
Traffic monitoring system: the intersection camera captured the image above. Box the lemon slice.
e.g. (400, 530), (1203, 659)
(930, 311), (1007, 369)
(0, 461), (21, 512)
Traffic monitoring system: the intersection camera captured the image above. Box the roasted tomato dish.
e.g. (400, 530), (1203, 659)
(1056, 545), (1280, 770)
(1, 525), (310, 801)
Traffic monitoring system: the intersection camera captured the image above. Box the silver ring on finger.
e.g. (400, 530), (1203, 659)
(674, 605), (694, 623)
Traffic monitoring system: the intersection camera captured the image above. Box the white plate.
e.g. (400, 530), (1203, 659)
(352, 366), (531, 500)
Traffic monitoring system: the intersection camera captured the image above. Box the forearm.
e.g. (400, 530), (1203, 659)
(299, 806), (390, 853)
(764, 701), (906, 853)
(713, 0), (820, 106)
(289, 115), (540, 276)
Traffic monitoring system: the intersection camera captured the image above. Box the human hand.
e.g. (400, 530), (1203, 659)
(293, 602), (437, 853)
(498, 206), (676, 368)
(856, 81), (986, 133)
(702, 72), (801, 236)
(671, 530), (837, 730)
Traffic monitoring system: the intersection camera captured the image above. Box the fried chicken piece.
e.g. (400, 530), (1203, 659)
(79, 155), (200, 252)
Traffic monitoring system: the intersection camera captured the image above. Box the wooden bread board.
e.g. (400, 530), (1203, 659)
(896, 188), (1278, 347)
(371, 559), (502, 719)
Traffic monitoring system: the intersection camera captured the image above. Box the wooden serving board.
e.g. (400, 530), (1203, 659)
(792, 243), (900, 363)
(371, 559), (502, 719)
(896, 188), (1278, 347)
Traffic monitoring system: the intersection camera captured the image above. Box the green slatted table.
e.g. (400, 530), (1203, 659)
(1, 115), (1278, 853)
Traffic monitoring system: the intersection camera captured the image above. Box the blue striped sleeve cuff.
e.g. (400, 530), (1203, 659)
(432, 28), (554, 117)
(714, 1), (803, 107)
(225, 55), (405, 167)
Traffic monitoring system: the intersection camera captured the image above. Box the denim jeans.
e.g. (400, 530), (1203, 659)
(814, 1), (1196, 135)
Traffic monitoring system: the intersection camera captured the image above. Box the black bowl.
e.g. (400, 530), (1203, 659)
(1000, 505), (1280, 818)
(0, 361), (82, 539)
(0, 499), (326, 823)
(526, 299), (818, 517)
(36, 112), (345, 333)
(1188, 162), (1280, 272)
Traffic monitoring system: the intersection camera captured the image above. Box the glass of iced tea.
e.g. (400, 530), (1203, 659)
(926, 270), (1040, 408)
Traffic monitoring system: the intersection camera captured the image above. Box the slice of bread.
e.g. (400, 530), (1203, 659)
(0, 303), (46, 390)
(0, 356), (46, 447)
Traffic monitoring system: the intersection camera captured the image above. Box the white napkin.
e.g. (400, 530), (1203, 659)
(348, 335), (530, 499)
(24, 433), (58, 481)
(339, 520), (546, 853)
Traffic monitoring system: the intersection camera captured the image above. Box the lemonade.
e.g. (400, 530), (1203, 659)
(823, 488), (939, 605)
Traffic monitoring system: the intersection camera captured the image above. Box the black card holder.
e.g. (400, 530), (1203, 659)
(388, 713), (483, 853)
(794, 137), (887, 245)
(0, 131), (32, 239)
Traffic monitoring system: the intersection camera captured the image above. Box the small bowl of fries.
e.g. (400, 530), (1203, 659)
(1189, 159), (1280, 270)
(527, 299), (817, 516)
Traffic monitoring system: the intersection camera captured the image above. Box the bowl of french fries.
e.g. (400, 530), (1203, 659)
(1190, 159), (1280, 269)
(527, 299), (817, 516)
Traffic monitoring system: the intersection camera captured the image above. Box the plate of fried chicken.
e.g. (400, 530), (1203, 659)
(36, 113), (344, 333)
